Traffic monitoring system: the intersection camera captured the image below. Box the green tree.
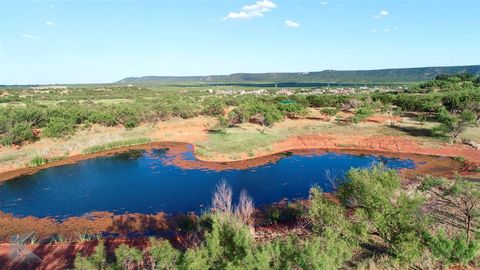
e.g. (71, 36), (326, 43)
(202, 100), (225, 117)
(277, 102), (307, 118)
(435, 107), (475, 141)
(74, 240), (108, 270)
(339, 165), (426, 264)
(419, 176), (480, 242)
(147, 238), (180, 270)
(211, 116), (229, 133)
(424, 228), (480, 266)
(1, 122), (36, 146)
(115, 244), (144, 270)
(43, 117), (76, 138)
(352, 106), (373, 126)
(320, 108), (339, 121)
(308, 187), (366, 242)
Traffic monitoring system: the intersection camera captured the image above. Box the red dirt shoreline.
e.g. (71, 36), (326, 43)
(0, 135), (477, 269)
(1, 134), (478, 182)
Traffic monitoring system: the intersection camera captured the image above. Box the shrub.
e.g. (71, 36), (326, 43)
(147, 238), (180, 270)
(320, 108), (339, 119)
(277, 102), (307, 118)
(202, 100), (225, 116)
(74, 240), (107, 270)
(339, 165), (426, 264)
(210, 116), (228, 133)
(435, 107), (475, 141)
(424, 229), (480, 266)
(265, 202), (304, 225)
(88, 111), (117, 126)
(43, 117), (76, 138)
(82, 138), (151, 154)
(30, 156), (48, 167)
(178, 247), (210, 270)
(115, 244), (144, 270)
(352, 106), (373, 125)
(419, 176), (480, 242)
(308, 187), (365, 242)
(231, 101), (283, 127)
(268, 230), (354, 270)
(1, 122), (35, 146)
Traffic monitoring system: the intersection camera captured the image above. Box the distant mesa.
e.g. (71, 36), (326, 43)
(117, 65), (480, 85)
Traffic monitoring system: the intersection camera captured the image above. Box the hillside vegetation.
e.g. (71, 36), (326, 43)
(118, 65), (480, 85)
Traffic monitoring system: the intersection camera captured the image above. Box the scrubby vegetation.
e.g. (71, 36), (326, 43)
(1, 74), (479, 147)
(1, 74), (480, 269)
(82, 138), (151, 154)
(68, 166), (480, 269)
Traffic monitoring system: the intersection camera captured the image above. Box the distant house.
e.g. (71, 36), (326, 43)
(277, 89), (294, 96)
(30, 85), (67, 90)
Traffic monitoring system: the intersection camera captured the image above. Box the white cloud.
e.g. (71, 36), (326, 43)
(374, 10), (389, 19)
(370, 29), (378, 33)
(320, 1), (328, 5)
(20, 34), (37, 39)
(223, 0), (277, 20)
(383, 28), (391, 32)
(285, 20), (300, 28)
(46, 21), (55, 26)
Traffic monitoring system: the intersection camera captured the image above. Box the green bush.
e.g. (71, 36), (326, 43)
(435, 107), (475, 141)
(339, 165), (426, 264)
(265, 203), (304, 225)
(147, 238), (181, 270)
(211, 116), (229, 133)
(115, 244), (144, 270)
(320, 108), (339, 118)
(277, 102), (307, 118)
(74, 240), (107, 270)
(352, 106), (374, 125)
(88, 111), (117, 126)
(202, 100), (225, 116)
(232, 101), (283, 127)
(308, 187), (366, 242)
(1, 122), (36, 146)
(43, 117), (76, 138)
(425, 229), (480, 266)
(267, 230), (354, 270)
(82, 138), (151, 154)
(30, 156), (48, 167)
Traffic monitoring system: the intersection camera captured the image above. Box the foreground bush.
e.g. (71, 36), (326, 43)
(43, 117), (76, 138)
(74, 240), (108, 270)
(424, 228), (480, 266)
(339, 164), (427, 264)
(1, 122), (36, 145)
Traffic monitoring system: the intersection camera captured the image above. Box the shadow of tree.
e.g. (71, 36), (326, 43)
(387, 125), (434, 137)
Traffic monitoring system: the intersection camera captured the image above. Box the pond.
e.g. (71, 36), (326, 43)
(0, 147), (415, 219)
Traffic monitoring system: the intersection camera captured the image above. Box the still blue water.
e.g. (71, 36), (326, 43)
(0, 149), (415, 218)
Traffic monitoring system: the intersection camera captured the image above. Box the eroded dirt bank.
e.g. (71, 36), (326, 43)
(0, 136), (474, 182)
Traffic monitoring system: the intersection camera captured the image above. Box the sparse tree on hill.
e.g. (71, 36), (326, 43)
(419, 176), (480, 242)
(352, 106), (374, 126)
(434, 107), (475, 142)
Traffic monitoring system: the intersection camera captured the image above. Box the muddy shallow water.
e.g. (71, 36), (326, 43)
(0, 144), (420, 218)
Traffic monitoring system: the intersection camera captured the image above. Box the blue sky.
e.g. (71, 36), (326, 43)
(1, 0), (479, 84)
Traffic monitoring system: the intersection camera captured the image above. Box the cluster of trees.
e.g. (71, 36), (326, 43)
(1, 74), (479, 145)
(72, 166), (480, 269)
(415, 73), (480, 93)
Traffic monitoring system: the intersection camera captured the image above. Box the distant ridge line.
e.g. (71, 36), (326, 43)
(118, 65), (480, 85)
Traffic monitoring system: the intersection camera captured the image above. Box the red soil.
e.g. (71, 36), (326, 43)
(271, 134), (480, 164)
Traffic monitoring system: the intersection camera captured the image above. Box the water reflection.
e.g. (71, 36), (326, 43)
(0, 149), (415, 218)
